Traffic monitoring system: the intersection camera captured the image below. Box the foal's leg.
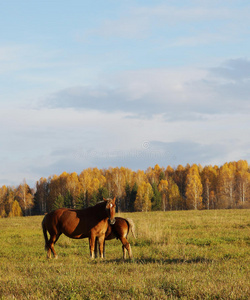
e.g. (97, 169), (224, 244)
(94, 238), (99, 258)
(122, 245), (126, 260)
(103, 240), (106, 259)
(94, 238), (105, 258)
(100, 239), (106, 259)
(120, 237), (132, 259)
(98, 235), (105, 259)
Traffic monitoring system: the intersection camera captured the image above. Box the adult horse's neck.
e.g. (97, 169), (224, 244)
(92, 201), (109, 220)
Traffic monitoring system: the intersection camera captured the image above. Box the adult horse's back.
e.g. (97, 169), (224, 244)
(42, 197), (116, 259)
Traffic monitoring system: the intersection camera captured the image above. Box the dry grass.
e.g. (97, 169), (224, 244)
(0, 209), (249, 299)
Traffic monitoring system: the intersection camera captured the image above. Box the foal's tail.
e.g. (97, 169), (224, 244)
(126, 218), (136, 239)
(42, 215), (49, 251)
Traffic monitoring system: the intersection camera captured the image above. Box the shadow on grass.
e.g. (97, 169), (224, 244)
(104, 256), (213, 265)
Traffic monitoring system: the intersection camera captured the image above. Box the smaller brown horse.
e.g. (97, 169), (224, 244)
(95, 217), (136, 259)
(42, 197), (116, 259)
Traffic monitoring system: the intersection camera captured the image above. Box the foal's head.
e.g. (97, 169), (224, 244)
(104, 197), (116, 225)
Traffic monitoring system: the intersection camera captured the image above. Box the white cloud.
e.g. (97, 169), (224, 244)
(133, 5), (232, 22)
(83, 3), (243, 42)
(46, 58), (250, 118)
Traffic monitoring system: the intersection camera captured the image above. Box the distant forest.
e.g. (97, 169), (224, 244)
(0, 160), (250, 217)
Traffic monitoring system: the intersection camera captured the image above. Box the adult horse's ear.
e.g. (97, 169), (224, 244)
(112, 197), (116, 205)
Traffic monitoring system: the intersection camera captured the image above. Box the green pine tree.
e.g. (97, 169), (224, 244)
(52, 194), (64, 210)
(151, 182), (162, 211)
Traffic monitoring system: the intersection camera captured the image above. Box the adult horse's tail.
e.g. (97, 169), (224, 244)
(42, 215), (49, 250)
(126, 218), (136, 239)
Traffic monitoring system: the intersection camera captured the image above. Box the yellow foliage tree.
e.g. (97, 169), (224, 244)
(135, 169), (147, 186)
(168, 178), (181, 210)
(134, 181), (153, 212)
(9, 200), (22, 217)
(185, 164), (203, 210)
(236, 160), (250, 207)
(146, 164), (163, 184)
(16, 180), (34, 216)
(66, 172), (81, 208)
(0, 185), (8, 217)
(201, 165), (217, 209)
(218, 163), (236, 208)
(36, 177), (49, 213)
(79, 168), (106, 206)
(158, 179), (168, 211)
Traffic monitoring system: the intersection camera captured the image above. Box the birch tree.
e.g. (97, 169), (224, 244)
(185, 164), (203, 210)
(134, 181), (153, 212)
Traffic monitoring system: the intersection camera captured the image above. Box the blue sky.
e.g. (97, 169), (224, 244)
(1, 0), (250, 187)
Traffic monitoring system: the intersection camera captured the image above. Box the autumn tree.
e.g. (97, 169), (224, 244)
(5, 187), (16, 216)
(217, 163), (236, 208)
(0, 185), (8, 217)
(158, 179), (168, 211)
(79, 168), (106, 207)
(165, 165), (174, 179)
(135, 169), (147, 186)
(16, 180), (34, 215)
(185, 164), (203, 210)
(47, 175), (60, 211)
(35, 177), (49, 214)
(201, 166), (217, 209)
(9, 200), (22, 217)
(79, 169), (92, 207)
(111, 167), (126, 211)
(134, 181), (153, 212)
(173, 164), (189, 208)
(65, 172), (81, 208)
(235, 160), (250, 207)
(146, 164), (164, 185)
(168, 177), (181, 210)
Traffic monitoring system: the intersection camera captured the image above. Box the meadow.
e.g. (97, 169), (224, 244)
(0, 210), (249, 299)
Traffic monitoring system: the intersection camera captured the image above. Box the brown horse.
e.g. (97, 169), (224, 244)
(42, 197), (116, 259)
(95, 217), (136, 259)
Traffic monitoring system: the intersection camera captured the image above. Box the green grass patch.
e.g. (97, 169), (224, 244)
(0, 210), (249, 299)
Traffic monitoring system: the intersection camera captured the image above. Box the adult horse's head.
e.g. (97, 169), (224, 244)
(104, 197), (116, 225)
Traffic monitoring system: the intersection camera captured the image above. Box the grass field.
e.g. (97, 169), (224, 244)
(0, 210), (249, 299)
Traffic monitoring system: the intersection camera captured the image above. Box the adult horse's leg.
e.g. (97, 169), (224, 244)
(94, 237), (99, 258)
(89, 234), (96, 259)
(42, 217), (51, 258)
(42, 214), (61, 259)
(51, 233), (62, 259)
(48, 234), (59, 259)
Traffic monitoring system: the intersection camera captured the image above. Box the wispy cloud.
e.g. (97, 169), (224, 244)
(209, 58), (250, 81)
(44, 58), (250, 117)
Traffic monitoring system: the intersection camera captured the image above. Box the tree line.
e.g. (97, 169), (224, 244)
(0, 160), (249, 217)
